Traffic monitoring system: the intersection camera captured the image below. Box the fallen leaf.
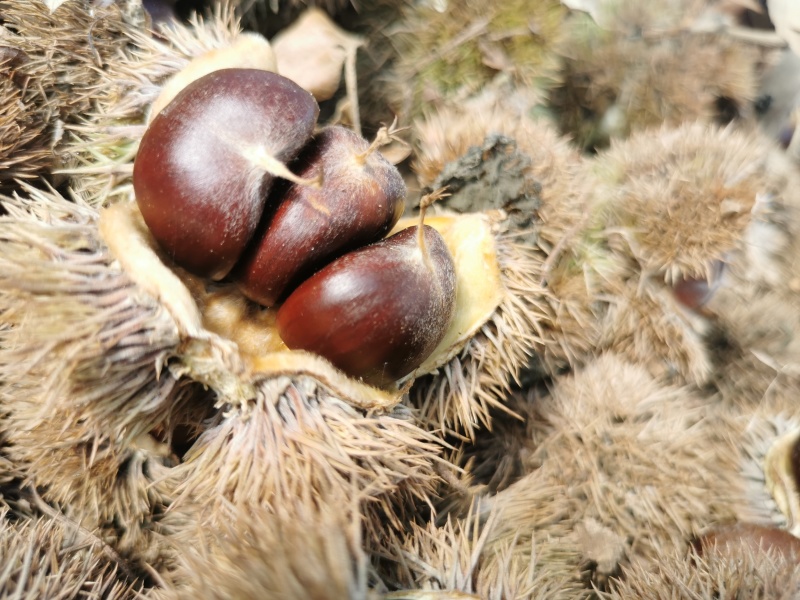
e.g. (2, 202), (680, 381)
(272, 8), (363, 102)
(379, 141), (412, 165)
(768, 0), (800, 56)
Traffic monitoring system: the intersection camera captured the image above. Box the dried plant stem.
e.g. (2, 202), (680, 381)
(354, 117), (407, 164)
(247, 145), (323, 188)
(417, 188), (450, 273)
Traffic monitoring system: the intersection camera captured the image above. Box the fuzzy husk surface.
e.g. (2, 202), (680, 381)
(3, 1), (800, 599)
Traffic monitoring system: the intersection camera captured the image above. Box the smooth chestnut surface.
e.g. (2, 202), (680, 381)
(235, 126), (406, 306)
(133, 68), (319, 280)
(672, 261), (725, 312)
(276, 225), (457, 387)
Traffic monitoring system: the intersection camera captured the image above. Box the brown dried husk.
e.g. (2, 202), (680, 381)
(410, 214), (552, 438)
(0, 49), (51, 190)
(0, 507), (139, 598)
(545, 122), (798, 386)
(386, 0), (567, 125)
(150, 491), (374, 600)
(0, 453), (14, 491)
(0, 185), (207, 568)
(1, 1), (544, 568)
(413, 97), (599, 371)
(0, 186), (448, 568)
(43, 0), (558, 444)
(382, 501), (579, 599)
(703, 182), (800, 409)
(162, 384), (445, 548)
(474, 354), (748, 596)
(736, 414), (800, 532)
(408, 126), (592, 436)
(0, 0), (148, 189)
(588, 123), (783, 284)
(62, 3), (251, 206)
(552, 0), (766, 149)
(604, 542), (800, 599)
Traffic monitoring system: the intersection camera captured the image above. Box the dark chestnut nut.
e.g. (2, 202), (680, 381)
(672, 261), (725, 313)
(694, 522), (800, 560)
(276, 222), (457, 387)
(235, 125), (406, 306)
(133, 68), (319, 280)
(673, 277), (713, 310)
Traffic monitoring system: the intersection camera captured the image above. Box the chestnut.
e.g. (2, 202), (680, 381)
(133, 68), (319, 280)
(276, 221), (457, 387)
(672, 261), (725, 313)
(234, 125), (406, 306)
(694, 522), (800, 560)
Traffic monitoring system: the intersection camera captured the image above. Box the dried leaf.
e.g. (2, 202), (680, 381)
(272, 7), (363, 102)
(768, 0), (800, 56)
(379, 141), (412, 165)
(42, 0), (70, 12)
(560, 0), (603, 23)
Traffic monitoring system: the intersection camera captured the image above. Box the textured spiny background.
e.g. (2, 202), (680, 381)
(2, 1), (800, 598)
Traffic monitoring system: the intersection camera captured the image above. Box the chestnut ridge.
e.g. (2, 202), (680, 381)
(135, 72), (456, 386)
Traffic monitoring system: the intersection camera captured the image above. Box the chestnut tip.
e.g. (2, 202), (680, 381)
(692, 522), (800, 561)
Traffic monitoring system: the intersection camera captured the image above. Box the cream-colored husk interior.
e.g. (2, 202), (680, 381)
(392, 213), (505, 376)
(99, 203), (503, 396)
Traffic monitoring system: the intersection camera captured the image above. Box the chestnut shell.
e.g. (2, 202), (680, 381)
(133, 68), (319, 279)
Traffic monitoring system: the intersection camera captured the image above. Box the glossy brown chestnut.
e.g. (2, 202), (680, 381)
(276, 225), (457, 387)
(235, 126), (406, 306)
(133, 68), (319, 279)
